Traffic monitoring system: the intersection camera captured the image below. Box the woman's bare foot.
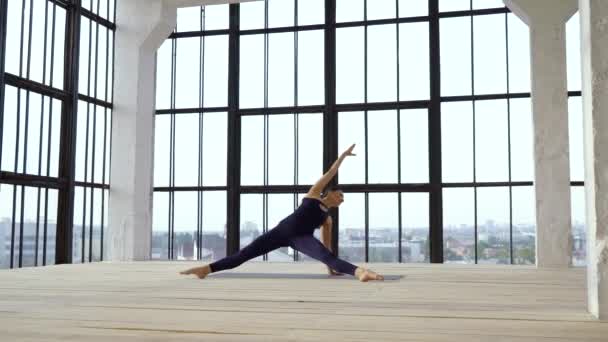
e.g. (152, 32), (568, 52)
(180, 265), (212, 279)
(355, 267), (384, 282)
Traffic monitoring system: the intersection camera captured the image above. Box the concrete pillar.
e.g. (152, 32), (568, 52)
(504, 0), (577, 268)
(579, 0), (608, 320)
(107, 0), (253, 261)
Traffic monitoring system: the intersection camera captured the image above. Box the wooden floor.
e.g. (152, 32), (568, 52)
(0, 262), (606, 341)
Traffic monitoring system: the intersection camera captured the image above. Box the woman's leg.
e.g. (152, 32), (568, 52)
(208, 228), (287, 273)
(287, 234), (358, 276)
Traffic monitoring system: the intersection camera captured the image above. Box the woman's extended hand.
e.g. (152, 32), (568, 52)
(341, 144), (356, 157)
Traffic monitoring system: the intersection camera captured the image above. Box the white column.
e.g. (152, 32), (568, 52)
(106, 0), (175, 261)
(579, 0), (608, 320)
(504, 0), (577, 268)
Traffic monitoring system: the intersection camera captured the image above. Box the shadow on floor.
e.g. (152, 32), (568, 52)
(207, 273), (403, 281)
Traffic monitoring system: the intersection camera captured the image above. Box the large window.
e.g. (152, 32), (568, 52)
(0, 0), (115, 268)
(152, 1), (585, 265)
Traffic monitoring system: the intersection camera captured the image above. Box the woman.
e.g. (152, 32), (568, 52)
(180, 144), (384, 282)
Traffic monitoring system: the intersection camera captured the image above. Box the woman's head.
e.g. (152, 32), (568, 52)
(321, 187), (344, 208)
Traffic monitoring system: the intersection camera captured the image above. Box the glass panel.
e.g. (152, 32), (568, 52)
(472, 0), (505, 9)
(368, 0), (396, 20)
(509, 98), (534, 182)
(96, 26), (109, 102)
(202, 113), (227, 186)
(399, 0), (428, 17)
(338, 112), (366, 184)
(152, 192), (169, 260)
(268, 32), (295, 107)
(297, 30), (324, 106)
(439, 0), (469, 12)
(203, 4), (229, 31)
(154, 115), (171, 187)
(267, 194), (294, 261)
(399, 22), (430, 101)
(240, 194), (264, 258)
(240, 116), (265, 186)
(475, 100), (509, 182)
(268, 114), (295, 185)
(473, 14), (507, 95)
(175, 37), (200, 109)
(477, 187), (510, 264)
(298, 0), (324, 25)
(25, 93), (41, 176)
(339, 192), (365, 262)
(93, 105), (105, 184)
(443, 188), (475, 263)
(174, 114), (199, 187)
(336, 27), (364, 104)
(1, 86), (17, 172)
(202, 191), (227, 261)
(174, 191), (198, 260)
(368, 24), (397, 103)
(369, 193), (399, 262)
(203, 35), (229, 108)
(569, 97), (584, 182)
(240, 0), (265, 30)
(512, 186), (536, 265)
(79, 17), (91, 95)
(268, 0), (294, 28)
(297, 114), (323, 186)
(73, 186), (88, 263)
(177, 6), (201, 32)
(239, 35), (264, 108)
(401, 193), (430, 262)
(336, 0), (363, 23)
(441, 102), (473, 183)
(571, 186), (586, 267)
(508, 13), (531, 93)
(401, 109), (429, 183)
(368, 110), (398, 183)
(440, 17), (472, 96)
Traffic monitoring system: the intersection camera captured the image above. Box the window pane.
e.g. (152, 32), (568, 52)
(337, 27), (364, 104)
(96, 26), (109, 102)
(473, 14), (507, 95)
(399, 22), (430, 101)
(267, 194), (294, 261)
(93, 105), (106, 184)
(203, 4), (229, 31)
(297, 114), (323, 186)
(174, 191), (198, 260)
(25, 93), (42, 176)
(508, 13), (531, 93)
(472, 0), (505, 9)
(73, 186), (88, 263)
(156, 39), (173, 109)
(79, 17), (91, 95)
(154, 115), (170, 187)
(571, 186), (586, 267)
(297, 30), (324, 106)
(5, 0), (22, 76)
(1, 86), (17, 172)
(512, 186), (536, 265)
(336, 0), (363, 23)
(152, 192), (169, 260)
(240, 35), (265, 108)
(338, 112), (366, 184)
(400, 109), (429, 183)
(268, 0), (294, 28)
(29, 0), (46, 84)
(477, 187), (510, 264)
(174, 114), (199, 187)
(268, 33), (295, 107)
(241, 116), (265, 186)
(569, 97), (584, 182)
(53, 8), (66, 89)
(202, 113), (227, 186)
(240, 194), (264, 255)
(368, 110), (398, 183)
(442, 102), (473, 183)
(175, 38), (200, 109)
(476, 100), (509, 182)
(268, 114), (295, 185)
(75, 101), (90, 182)
(439, 0), (469, 12)
(566, 12), (581, 91)
(177, 6), (201, 32)
(339, 192), (365, 262)
(399, 0), (428, 17)
(240, 0), (265, 30)
(510, 98), (534, 182)
(203, 191), (227, 260)
(368, 0), (396, 20)
(369, 193), (399, 262)
(203, 35), (229, 108)
(402, 193), (430, 263)
(443, 188), (475, 263)
(368, 25), (397, 103)
(298, 0), (324, 25)
(440, 17), (472, 96)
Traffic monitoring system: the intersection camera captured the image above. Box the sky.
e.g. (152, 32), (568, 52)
(0, 0), (588, 235)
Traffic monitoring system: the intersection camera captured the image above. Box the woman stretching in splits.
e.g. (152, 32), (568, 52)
(180, 144), (384, 282)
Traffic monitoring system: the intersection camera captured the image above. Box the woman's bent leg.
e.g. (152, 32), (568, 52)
(209, 229), (286, 273)
(287, 234), (358, 276)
